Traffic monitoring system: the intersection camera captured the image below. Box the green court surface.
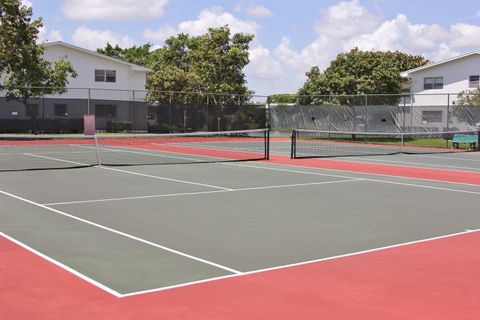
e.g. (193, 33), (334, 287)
(1, 154), (479, 295)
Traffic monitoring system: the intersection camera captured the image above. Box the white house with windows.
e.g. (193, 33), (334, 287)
(401, 52), (480, 105)
(400, 52), (480, 130)
(0, 41), (152, 132)
(42, 41), (151, 96)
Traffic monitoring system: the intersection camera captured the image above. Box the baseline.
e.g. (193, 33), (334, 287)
(122, 228), (480, 297)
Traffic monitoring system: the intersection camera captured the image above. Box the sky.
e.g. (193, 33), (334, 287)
(24, 0), (480, 95)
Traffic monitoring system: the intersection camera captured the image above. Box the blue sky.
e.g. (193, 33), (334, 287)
(26, 0), (480, 95)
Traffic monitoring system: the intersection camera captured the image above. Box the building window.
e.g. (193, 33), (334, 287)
(422, 110), (443, 124)
(95, 104), (117, 117)
(54, 104), (68, 116)
(26, 104), (38, 118)
(424, 77), (443, 90)
(469, 75), (479, 88)
(95, 69), (116, 83)
(106, 70), (116, 83)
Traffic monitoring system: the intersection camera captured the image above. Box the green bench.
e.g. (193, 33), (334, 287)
(450, 133), (478, 150)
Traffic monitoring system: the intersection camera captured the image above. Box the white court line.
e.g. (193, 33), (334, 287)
(0, 150), (90, 156)
(148, 142), (267, 159)
(25, 151), (480, 196)
(43, 178), (362, 206)
(0, 232), (122, 297)
(102, 167), (233, 191)
(410, 153), (480, 162)
(26, 153), (232, 191)
(227, 160), (480, 188)
(343, 157), (480, 172)
(26, 153), (91, 166)
(0, 189), (241, 275)
(166, 143), (256, 153)
(4, 225), (477, 298)
(225, 162), (480, 195)
(120, 229), (480, 297)
(86, 145), (207, 162)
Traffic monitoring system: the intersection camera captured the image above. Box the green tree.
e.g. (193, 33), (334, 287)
(99, 26), (254, 104)
(146, 33), (202, 103)
(451, 89), (480, 128)
(456, 88), (480, 106)
(150, 26), (253, 104)
(97, 42), (152, 66)
(0, 0), (77, 129)
(267, 94), (298, 104)
(188, 27), (253, 97)
(298, 48), (429, 104)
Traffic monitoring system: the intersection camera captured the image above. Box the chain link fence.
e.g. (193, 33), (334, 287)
(1, 89), (479, 134)
(0, 88), (268, 134)
(269, 93), (480, 134)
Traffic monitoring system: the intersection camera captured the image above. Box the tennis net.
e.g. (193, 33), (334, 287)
(0, 129), (269, 172)
(291, 129), (479, 159)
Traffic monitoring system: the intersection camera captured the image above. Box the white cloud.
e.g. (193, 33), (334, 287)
(347, 14), (450, 53)
(21, 0), (32, 7)
(143, 7), (259, 42)
(246, 5), (273, 18)
(245, 44), (283, 79)
(141, 1), (480, 95)
(246, 0), (480, 95)
(72, 26), (134, 50)
(315, 0), (380, 38)
(38, 26), (63, 43)
(177, 7), (259, 36)
(449, 23), (480, 49)
(61, 0), (168, 20)
(143, 26), (177, 42)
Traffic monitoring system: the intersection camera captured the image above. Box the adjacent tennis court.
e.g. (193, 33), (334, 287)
(1, 130), (480, 319)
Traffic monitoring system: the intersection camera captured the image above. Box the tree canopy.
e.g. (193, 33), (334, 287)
(456, 88), (480, 106)
(266, 94), (298, 104)
(97, 43), (153, 67)
(298, 48), (429, 104)
(98, 26), (254, 103)
(0, 0), (77, 107)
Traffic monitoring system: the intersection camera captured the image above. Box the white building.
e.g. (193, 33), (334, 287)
(399, 52), (480, 130)
(401, 52), (480, 105)
(0, 41), (152, 132)
(43, 42), (151, 98)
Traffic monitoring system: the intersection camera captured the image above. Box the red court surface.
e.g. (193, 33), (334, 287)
(269, 155), (480, 185)
(2, 231), (480, 319)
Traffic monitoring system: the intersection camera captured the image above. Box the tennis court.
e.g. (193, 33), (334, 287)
(1, 130), (480, 319)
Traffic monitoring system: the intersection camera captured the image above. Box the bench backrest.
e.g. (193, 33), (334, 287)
(452, 134), (478, 142)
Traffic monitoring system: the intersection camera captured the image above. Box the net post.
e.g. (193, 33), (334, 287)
(93, 135), (102, 167)
(400, 131), (405, 154)
(291, 130), (296, 159)
(265, 129), (270, 160)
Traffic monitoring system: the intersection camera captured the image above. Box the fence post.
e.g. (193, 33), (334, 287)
(168, 92), (172, 133)
(41, 88), (45, 121)
(87, 88), (91, 114)
(266, 98), (270, 130)
(132, 90), (136, 132)
(410, 94), (414, 132)
(364, 94), (368, 133)
(446, 93), (450, 131)
(206, 94), (210, 131)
